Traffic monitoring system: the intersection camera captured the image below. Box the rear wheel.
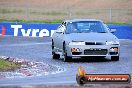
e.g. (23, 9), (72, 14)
(111, 56), (119, 61)
(52, 40), (60, 59)
(63, 43), (72, 62)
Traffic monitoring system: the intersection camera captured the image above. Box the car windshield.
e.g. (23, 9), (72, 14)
(65, 21), (109, 33)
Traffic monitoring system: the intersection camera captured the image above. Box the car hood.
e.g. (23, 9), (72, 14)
(64, 33), (118, 42)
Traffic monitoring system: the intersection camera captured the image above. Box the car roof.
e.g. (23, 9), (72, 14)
(65, 19), (103, 23)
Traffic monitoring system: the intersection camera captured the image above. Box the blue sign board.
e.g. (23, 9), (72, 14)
(0, 22), (132, 39)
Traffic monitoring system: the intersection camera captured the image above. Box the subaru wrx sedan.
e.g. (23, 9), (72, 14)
(52, 19), (120, 62)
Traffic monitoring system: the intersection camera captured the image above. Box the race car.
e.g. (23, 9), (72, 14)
(52, 19), (120, 62)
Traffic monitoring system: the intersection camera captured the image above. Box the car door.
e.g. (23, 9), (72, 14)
(53, 25), (62, 49)
(54, 23), (66, 50)
(57, 24), (66, 50)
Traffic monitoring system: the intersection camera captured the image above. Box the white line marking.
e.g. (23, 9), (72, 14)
(38, 81), (76, 84)
(0, 42), (51, 46)
(119, 39), (131, 40)
(0, 81), (76, 86)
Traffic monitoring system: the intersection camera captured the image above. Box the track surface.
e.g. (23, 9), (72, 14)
(0, 36), (132, 85)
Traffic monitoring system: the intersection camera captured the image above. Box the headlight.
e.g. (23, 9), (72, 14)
(106, 41), (119, 45)
(69, 42), (85, 45)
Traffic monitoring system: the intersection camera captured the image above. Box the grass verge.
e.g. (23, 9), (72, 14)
(0, 59), (21, 72)
(0, 19), (63, 23)
(0, 19), (132, 24)
(106, 22), (132, 25)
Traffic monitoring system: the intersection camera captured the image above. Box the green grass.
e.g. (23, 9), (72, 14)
(106, 22), (132, 25)
(0, 59), (21, 72)
(0, 19), (63, 23)
(0, 19), (132, 24)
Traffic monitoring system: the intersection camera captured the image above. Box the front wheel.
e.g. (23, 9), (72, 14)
(52, 52), (60, 59)
(111, 56), (119, 61)
(76, 75), (86, 86)
(63, 43), (72, 62)
(52, 40), (60, 59)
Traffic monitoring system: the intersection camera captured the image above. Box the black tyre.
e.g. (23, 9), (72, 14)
(52, 52), (60, 59)
(52, 40), (54, 50)
(111, 56), (119, 61)
(63, 43), (72, 62)
(76, 76), (86, 85)
(52, 40), (60, 59)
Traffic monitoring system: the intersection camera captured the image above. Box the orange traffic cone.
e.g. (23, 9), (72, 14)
(78, 66), (86, 76)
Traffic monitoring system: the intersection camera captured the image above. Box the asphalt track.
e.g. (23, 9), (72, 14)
(0, 36), (132, 86)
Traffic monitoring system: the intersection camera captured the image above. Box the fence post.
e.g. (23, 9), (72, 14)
(26, 3), (29, 20)
(67, 8), (72, 19)
(109, 8), (112, 22)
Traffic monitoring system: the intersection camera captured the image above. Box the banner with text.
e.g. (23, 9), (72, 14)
(0, 22), (132, 39)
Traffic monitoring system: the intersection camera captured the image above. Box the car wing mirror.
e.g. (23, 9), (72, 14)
(110, 29), (116, 33)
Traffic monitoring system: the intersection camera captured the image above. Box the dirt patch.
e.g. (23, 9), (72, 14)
(0, 56), (65, 79)
(0, 84), (132, 88)
(0, 0), (132, 22)
(0, 0), (132, 9)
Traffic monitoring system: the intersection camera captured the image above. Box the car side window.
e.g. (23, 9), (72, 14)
(56, 24), (66, 33)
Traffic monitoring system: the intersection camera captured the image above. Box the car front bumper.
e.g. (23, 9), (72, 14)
(66, 45), (120, 57)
